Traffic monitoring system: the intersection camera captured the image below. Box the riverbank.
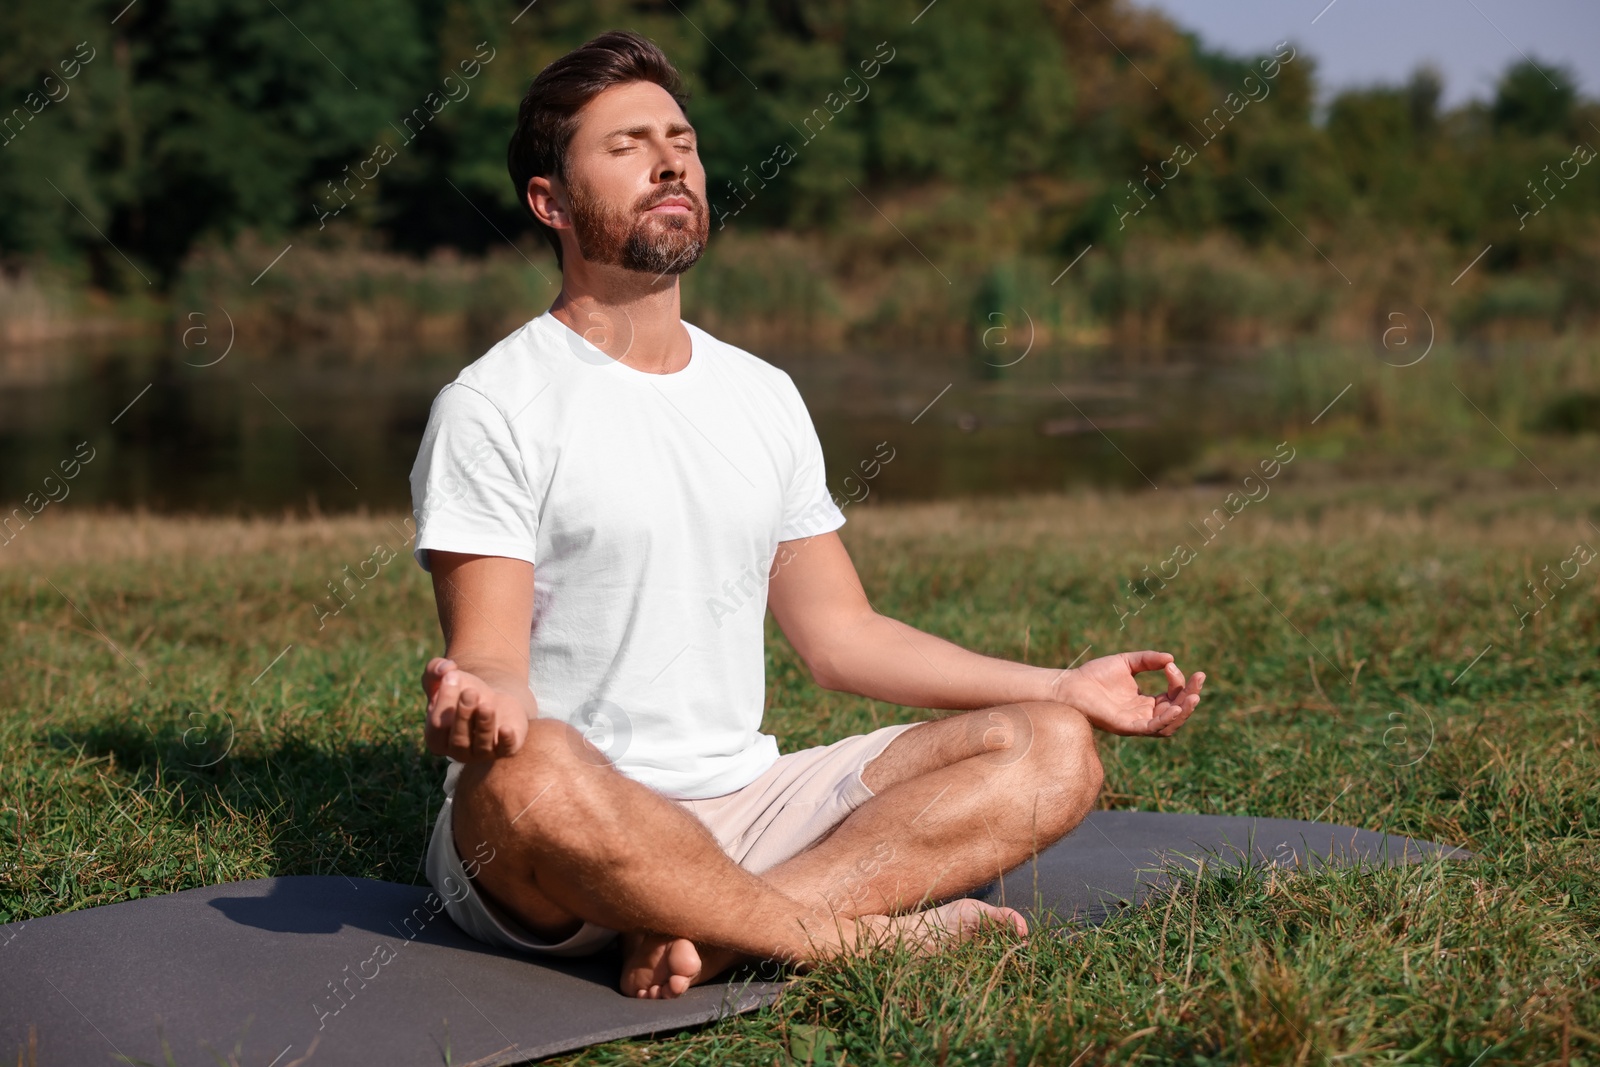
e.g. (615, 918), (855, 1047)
(7, 218), (1600, 355)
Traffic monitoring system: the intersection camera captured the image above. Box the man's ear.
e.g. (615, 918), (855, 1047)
(528, 176), (569, 229)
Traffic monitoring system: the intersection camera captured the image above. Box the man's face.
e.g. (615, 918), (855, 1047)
(554, 81), (709, 276)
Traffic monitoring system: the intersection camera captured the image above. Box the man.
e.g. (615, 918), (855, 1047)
(410, 29), (1205, 1001)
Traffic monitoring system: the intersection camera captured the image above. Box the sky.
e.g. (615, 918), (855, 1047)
(1134, 0), (1600, 109)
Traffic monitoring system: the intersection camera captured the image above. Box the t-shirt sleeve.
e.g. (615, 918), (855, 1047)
(777, 376), (846, 542)
(409, 382), (540, 574)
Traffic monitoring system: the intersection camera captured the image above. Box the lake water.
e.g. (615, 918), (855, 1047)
(0, 329), (1273, 517)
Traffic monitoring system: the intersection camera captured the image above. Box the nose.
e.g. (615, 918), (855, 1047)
(653, 137), (691, 184)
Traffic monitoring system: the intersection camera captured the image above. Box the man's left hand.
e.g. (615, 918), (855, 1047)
(1049, 651), (1204, 737)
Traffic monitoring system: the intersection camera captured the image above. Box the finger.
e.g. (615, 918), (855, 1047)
(429, 670), (462, 728)
(1163, 697), (1197, 732)
(1161, 702), (1196, 735)
(469, 694), (497, 758)
(1160, 670), (1202, 710)
(1165, 661), (1186, 700)
(1151, 690), (1194, 730)
(1151, 700), (1188, 733)
(421, 657), (455, 694)
(496, 717), (524, 757)
(447, 687), (478, 753)
(428, 668), (460, 710)
(1157, 682), (1204, 735)
(1125, 650), (1176, 674)
(1159, 676), (1192, 709)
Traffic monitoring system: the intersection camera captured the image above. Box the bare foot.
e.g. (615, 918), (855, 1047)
(617, 899), (1023, 998)
(618, 931), (750, 999)
(853, 898), (1028, 954)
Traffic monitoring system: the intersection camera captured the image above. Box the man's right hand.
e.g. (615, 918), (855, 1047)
(422, 656), (529, 760)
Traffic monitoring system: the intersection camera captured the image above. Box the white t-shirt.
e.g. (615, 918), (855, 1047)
(409, 309), (846, 799)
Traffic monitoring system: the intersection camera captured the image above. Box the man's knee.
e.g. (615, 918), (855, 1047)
(1010, 702), (1104, 831)
(455, 718), (620, 850)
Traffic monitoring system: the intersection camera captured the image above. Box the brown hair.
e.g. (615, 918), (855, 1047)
(507, 30), (691, 269)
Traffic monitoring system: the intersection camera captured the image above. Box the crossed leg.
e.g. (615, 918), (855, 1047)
(450, 700), (1102, 997)
(622, 700), (1104, 994)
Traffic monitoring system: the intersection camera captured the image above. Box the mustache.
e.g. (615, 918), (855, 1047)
(637, 183), (703, 213)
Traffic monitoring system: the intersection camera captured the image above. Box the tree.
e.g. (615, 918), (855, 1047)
(1491, 58), (1577, 137)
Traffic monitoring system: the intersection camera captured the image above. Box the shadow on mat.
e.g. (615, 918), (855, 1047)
(54, 720), (800, 993)
(198, 878), (796, 995)
(207, 878), (382, 935)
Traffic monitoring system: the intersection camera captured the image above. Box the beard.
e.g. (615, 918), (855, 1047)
(566, 178), (709, 276)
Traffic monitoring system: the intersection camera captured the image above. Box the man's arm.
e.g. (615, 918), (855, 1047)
(421, 550), (539, 760)
(766, 531), (1204, 736)
(766, 531), (1055, 709)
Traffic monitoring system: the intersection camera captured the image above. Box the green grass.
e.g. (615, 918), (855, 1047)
(3, 483), (1597, 1064)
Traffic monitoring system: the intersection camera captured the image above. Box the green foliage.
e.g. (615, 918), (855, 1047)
(1532, 390), (1600, 435)
(1492, 58), (1579, 136)
(2, 0), (1599, 329)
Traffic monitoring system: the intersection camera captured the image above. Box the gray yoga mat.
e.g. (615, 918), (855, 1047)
(1, 811), (1470, 1067)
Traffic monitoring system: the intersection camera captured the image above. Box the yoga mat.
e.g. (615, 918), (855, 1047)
(1, 812), (1470, 1066)
(973, 809), (1471, 924)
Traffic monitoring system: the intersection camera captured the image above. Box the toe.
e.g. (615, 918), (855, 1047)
(664, 938), (703, 998)
(987, 903), (1028, 938)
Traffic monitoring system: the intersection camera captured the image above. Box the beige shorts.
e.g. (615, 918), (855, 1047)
(424, 720), (922, 957)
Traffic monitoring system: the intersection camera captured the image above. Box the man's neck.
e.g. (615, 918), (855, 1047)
(548, 264), (690, 375)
